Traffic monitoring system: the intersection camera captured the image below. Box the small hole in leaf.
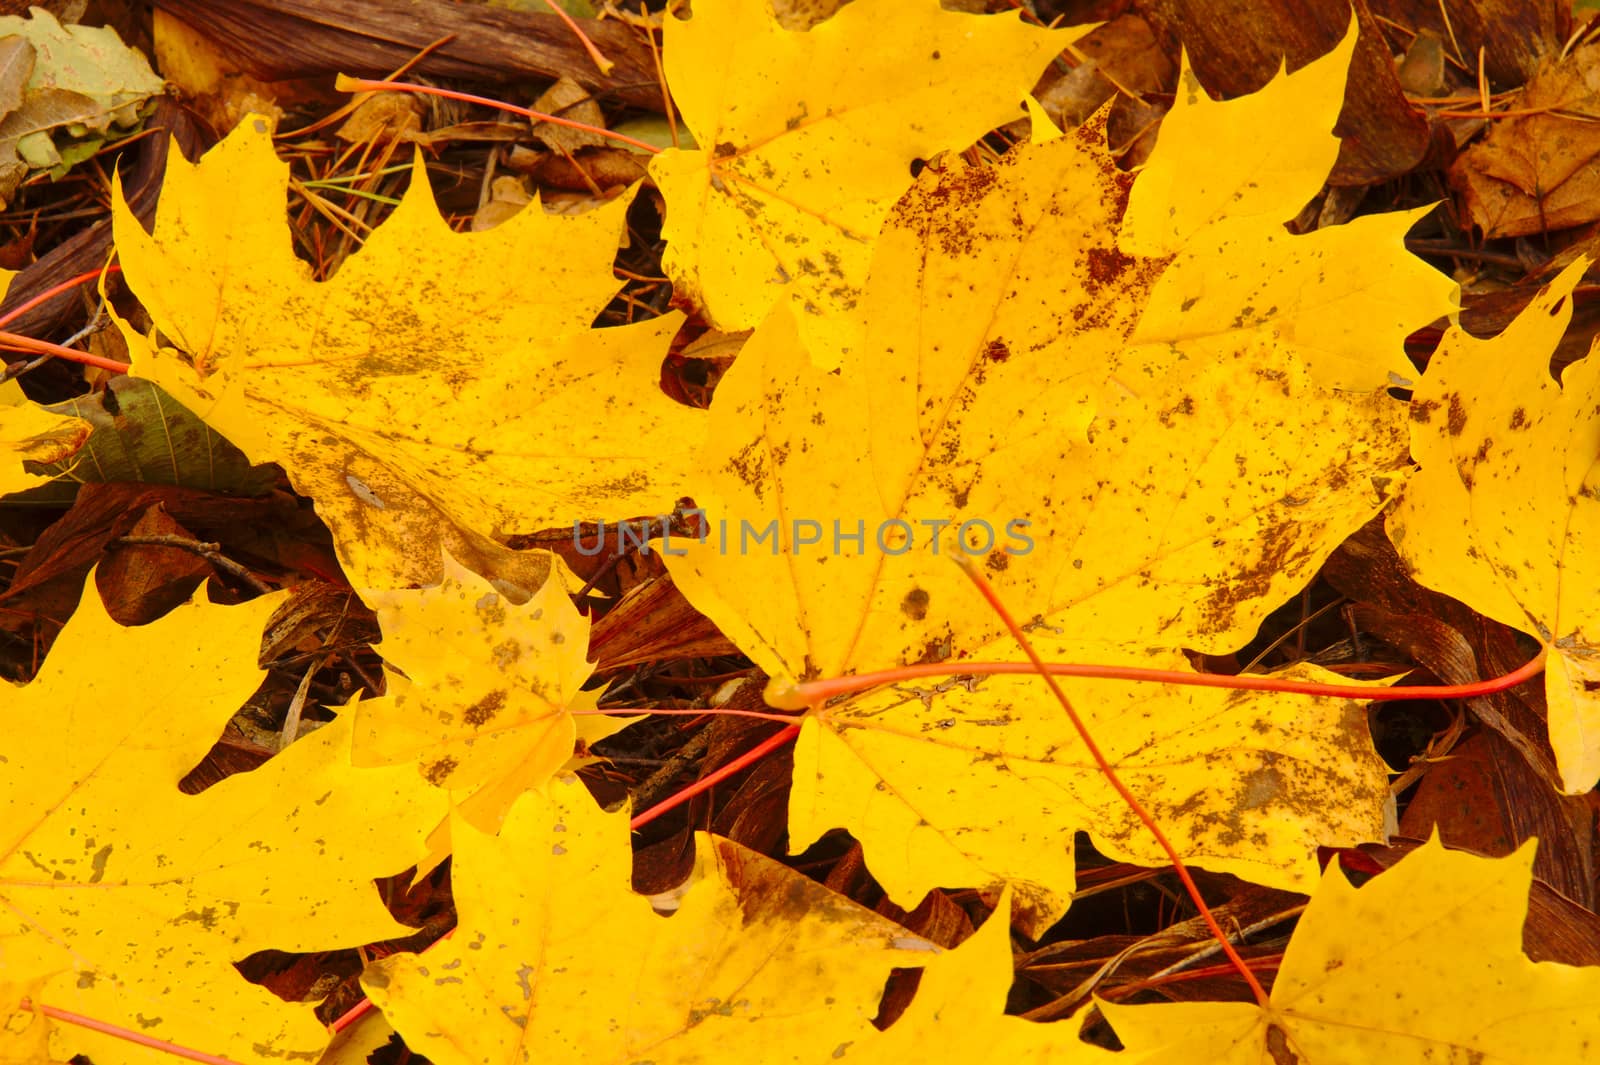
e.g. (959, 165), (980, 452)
(909, 158), (927, 178)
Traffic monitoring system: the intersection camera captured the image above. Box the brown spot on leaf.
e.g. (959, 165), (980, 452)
(1158, 395), (1196, 427)
(422, 756), (459, 786)
(902, 588), (930, 620)
(1411, 398), (1438, 423)
(464, 690), (507, 726)
(983, 338), (1010, 363)
(1239, 766), (1285, 810)
(1199, 516), (1314, 635)
(1266, 1024), (1299, 1065)
(1083, 246), (1135, 292)
(1509, 407), (1529, 430)
(888, 162), (998, 258)
(1446, 394), (1468, 436)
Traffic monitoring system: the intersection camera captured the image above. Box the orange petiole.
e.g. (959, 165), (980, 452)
(766, 648), (1546, 710)
(334, 76), (662, 155)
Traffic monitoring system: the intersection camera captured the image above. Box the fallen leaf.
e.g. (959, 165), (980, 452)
(334, 93), (424, 146)
(528, 75), (606, 152)
(1136, 2), (1431, 185)
(587, 569), (742, 670)
(1102, 836), (1600, 1063)
(852, 888), (1116, 1062)
(664, 34), (1442, 924)
(36, 375), (277, 498)
(0, 8), (164, 204)
(1387, 258), (1600, 792)
(0, 483), (329, 665)
(111, 114), (704, 591)
(1450, 41), (1600, 239)
(315, 1008), (396, 1065)
(151, 8), (290, 134)
(95, 502), (215, 624)
(0, 37), (34, 116)
(363, 775), (937, 1064)
(0, 9), (164, 124)
(649, 0), (1080, 365)
(1122, 22), (1456, 392)
(470, 174), (532, 231)
(0, 378), (89, 497)
(354, 552), (627, 871)
(0, 578), (447, 1064)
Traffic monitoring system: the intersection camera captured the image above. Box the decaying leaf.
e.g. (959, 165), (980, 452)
(111, 114), (704, 592)
(0, 9), (164, 205)
(0, 578), (446, 1064)
(1450, 41), (1600, 239)
(363, 775), (937, 1064)
(649, 0), (1081, 365)
(36, 375), (277, 497)
(0, 378), (89, 497)
(1387, 258), (1600, 792)
(1102, 837), (1600, 1063)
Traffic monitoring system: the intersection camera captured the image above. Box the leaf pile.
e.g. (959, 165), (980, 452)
(3, 1), (1600, 1063)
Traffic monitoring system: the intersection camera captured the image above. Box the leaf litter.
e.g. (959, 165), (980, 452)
(2, 1), (1600, 1062)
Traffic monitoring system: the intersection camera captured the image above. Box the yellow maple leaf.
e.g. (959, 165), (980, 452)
(1119, 30), (1348, 258)
(852, 887), (1115, 1063)
(0, 578), (447, 1064)
(1122, 24), (1457, 390)
(1387, 258), (1600, 792)
(0, 378), (90, 497)
(354, 552), (630, 871)
(788, 662), (1391, 932)
(363, 775), (937, 1064)
(1101, 837), (1600, 1063)
(110, 115), (703, 591)
(665, 31), (1444, 923)
(649, 0), (1081, 365)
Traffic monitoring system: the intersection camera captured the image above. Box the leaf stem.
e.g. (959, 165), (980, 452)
(629, 724), (801, 830)
(767, 649), (1546, 709)
(539, 0), (616, 75)
(334, 76), (662, 154)
(949, 556), (1273, 1008)
(18, 999), (244, 1065)
(574, 706), (801, 724)
(0, 329), (128, 373)
(328, 994), (373, 1035)
(0, 265), (121, 332)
